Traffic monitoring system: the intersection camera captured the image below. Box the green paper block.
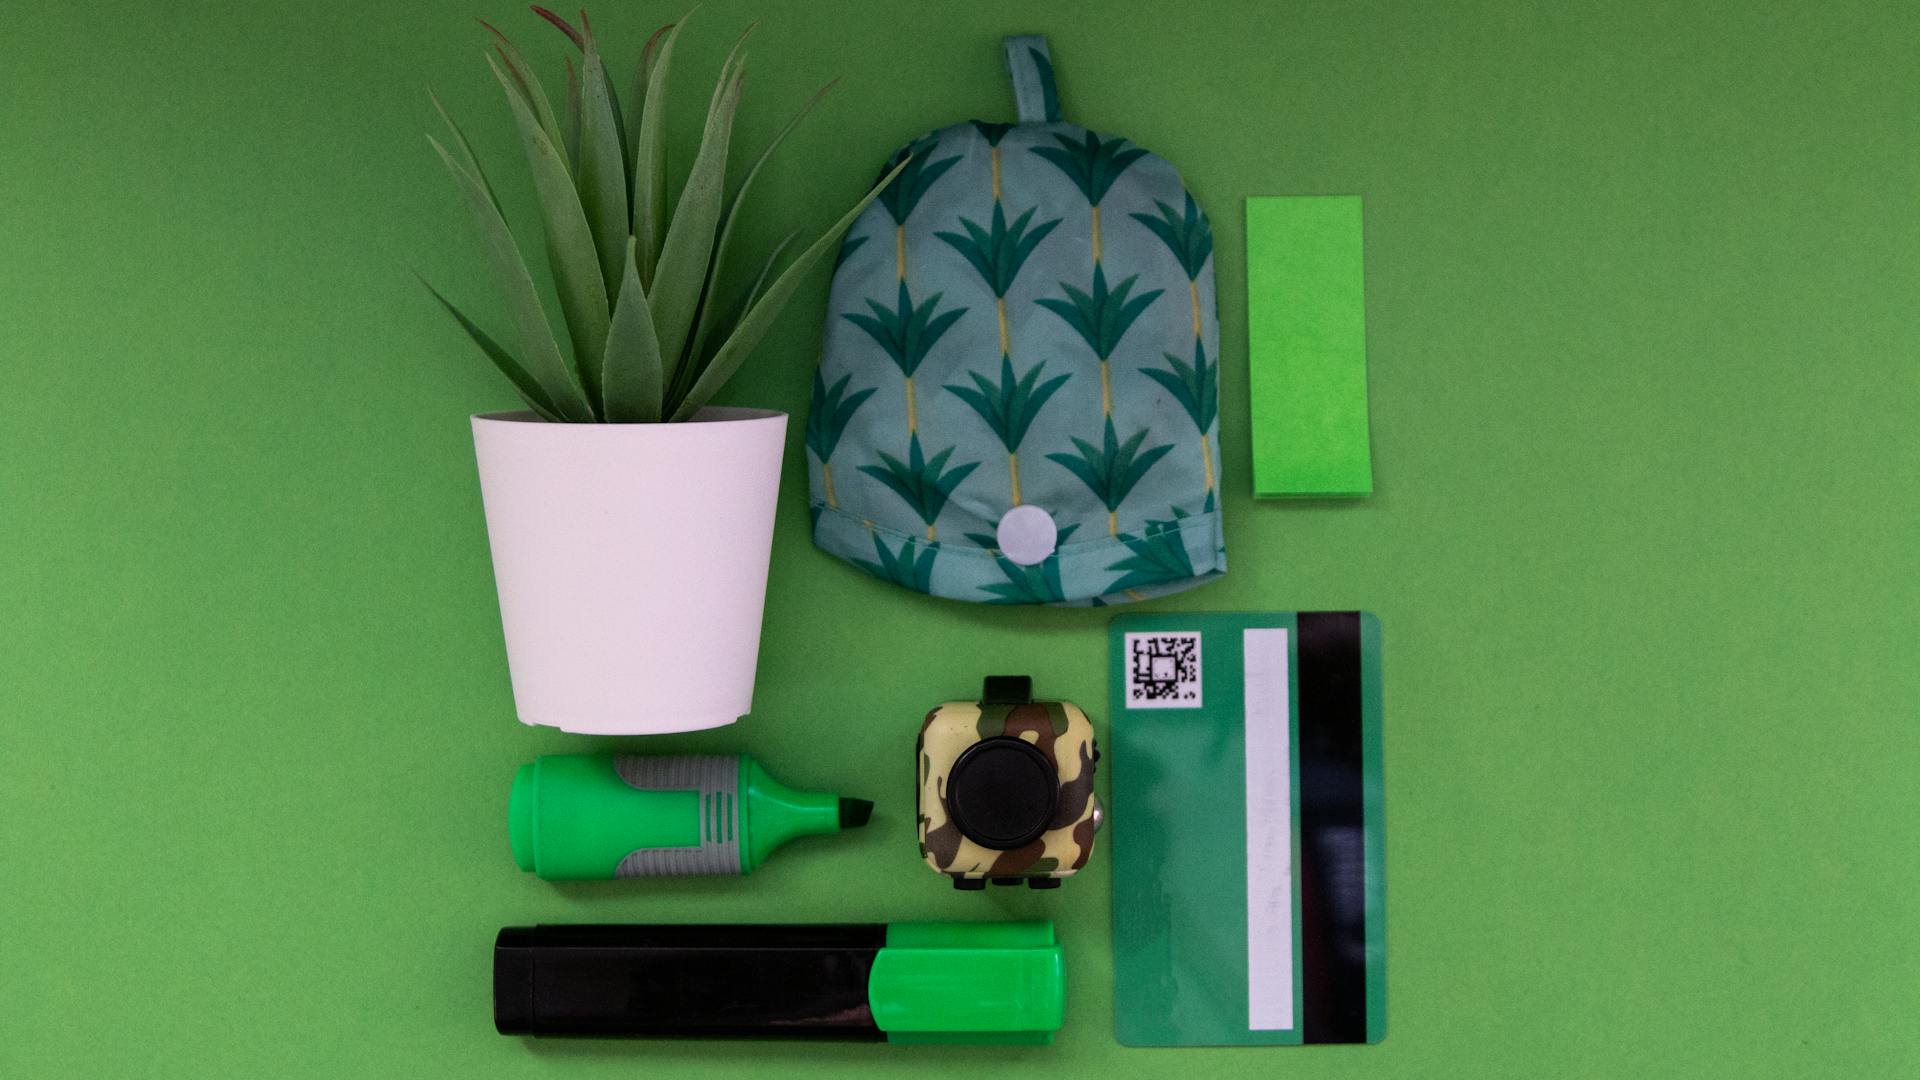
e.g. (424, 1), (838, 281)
(1246, 196), (1374, 497)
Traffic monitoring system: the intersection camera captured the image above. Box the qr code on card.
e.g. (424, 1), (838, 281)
(1124, 632), (1203, 708)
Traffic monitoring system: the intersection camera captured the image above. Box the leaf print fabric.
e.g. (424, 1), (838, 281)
(806, 36), (1224, 605)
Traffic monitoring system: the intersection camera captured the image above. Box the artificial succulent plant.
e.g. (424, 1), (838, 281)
(425, 6), (901, 421)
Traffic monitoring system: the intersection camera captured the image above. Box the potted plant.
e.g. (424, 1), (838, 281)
(425, 7), (899, 734)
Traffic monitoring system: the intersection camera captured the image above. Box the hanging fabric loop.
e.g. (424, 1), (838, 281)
(1004, 35), (1061, 123)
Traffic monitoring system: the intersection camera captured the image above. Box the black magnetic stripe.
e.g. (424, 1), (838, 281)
(1295, 611), (1368, 1044)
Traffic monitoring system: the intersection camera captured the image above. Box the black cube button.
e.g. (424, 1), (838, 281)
(946, 737), (1059, 851)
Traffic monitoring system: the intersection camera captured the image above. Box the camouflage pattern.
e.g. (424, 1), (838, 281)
(917, 698), (1101, 883)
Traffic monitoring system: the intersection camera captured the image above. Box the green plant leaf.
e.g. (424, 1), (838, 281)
(738, 231), (795, 314)
(528, 5), (585, 48)
(577, 26), (630, 301)
(668, 158), (906, 420)
(684, 77), (838, 374)
(650, 32), (748, 387)
(428, 135), (591, 421)
(428, 88), (501, 216)
(600, 238), (665, 422)
(418, 277), (564, 421)
(587, 27), (628, 165)
(667, 231), (792, 408)
(631, 16), (687, 290)
(562, 57), (582, 171)
(487, 51), (608, 416)
(698, 230), (791, 398)
(478, 21), (567, 155)
(533, 7), (628, 154)
(627, 22), (672, 163)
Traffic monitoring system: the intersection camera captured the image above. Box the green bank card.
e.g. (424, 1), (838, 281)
(1246, 196), (1374, 497)
(1110, 612), (1385, 1046)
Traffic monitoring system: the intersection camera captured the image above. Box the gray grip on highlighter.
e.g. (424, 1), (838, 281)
(612, 755), (742, 877)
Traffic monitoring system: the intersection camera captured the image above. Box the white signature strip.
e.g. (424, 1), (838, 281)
(1243, 627), (1295, 1031)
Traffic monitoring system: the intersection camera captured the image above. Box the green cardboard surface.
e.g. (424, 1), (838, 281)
(3, 2), (1917, 1077)
(1247, 195), (1374, 497)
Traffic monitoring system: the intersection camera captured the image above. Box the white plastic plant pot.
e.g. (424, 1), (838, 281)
(471, 408), (788, 735)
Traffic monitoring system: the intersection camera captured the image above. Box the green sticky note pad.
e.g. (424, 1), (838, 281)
(1111, 612), (1386, 1046)
(1246, 196), (1374, 497)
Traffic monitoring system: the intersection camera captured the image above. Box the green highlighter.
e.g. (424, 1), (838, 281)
(494, 921), (1065, 1043)
(508, 754), (872, 879)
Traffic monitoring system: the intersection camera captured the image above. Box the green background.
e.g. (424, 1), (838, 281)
(3, 1), (1915, 1076)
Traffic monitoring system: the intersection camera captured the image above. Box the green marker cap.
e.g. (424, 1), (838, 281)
(871, 922), (1065, 1043)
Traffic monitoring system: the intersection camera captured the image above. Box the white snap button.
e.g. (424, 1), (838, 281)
(995, 505), (1059, 566)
